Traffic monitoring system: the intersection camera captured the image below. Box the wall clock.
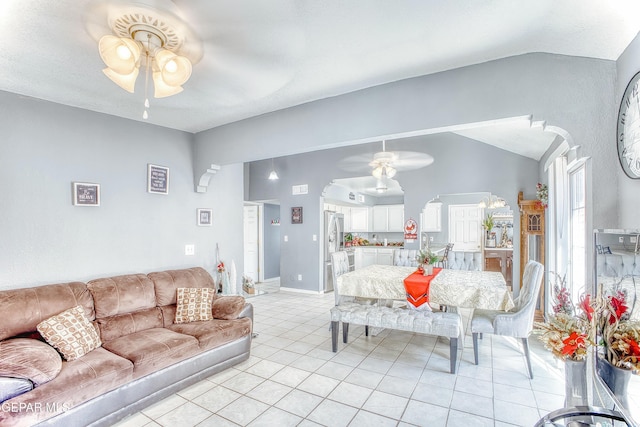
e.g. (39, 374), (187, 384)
(617, 71), (640, 179)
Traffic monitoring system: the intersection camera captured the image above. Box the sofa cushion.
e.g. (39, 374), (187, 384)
(87, 274), (156, 319)
(0, 282), (94, 341)
(96, 307), (163, 342)
(175, 287), (215, 324)
(101, 328), (199, 378)
(149, 267), (215, 306)
(37, 306), (102, 361)
(0, 339), (62, 386)
(0, 377), (33, 404)
(0, 347), (133, 427)
(212, 296), (246, 320)
(168, 317), (252, 350)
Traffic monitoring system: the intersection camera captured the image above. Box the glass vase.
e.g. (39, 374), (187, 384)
(564, 359), (588, 408)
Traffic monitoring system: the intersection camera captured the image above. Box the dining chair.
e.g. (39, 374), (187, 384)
(471, 260), (544, 378)
(330, 251), (377, 337)
(392, 249), (418, 267)
(437, 243), (454, 268)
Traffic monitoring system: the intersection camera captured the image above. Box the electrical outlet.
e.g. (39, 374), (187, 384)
(631, 236), (637, 243)
(313, 234), (317, 241)
(297, 274), (302, 281)
(429, 236), (434, 242)
(619, 236), (625, 243)
(284, 235), (288, 242)
(185, 244), (195, 255)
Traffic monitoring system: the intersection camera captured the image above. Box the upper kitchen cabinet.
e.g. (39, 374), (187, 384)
(372, 205), (404, 232)
(421, 203), (442, 232)
(348, 207), (370, 232)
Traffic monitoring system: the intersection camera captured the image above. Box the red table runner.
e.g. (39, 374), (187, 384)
(403, 268), (442, 308)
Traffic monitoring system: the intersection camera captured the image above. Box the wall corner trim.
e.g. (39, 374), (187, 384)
(196, 164), (221, 193)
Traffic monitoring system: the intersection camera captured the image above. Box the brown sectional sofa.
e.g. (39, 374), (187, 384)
(0, 267), (253, 427)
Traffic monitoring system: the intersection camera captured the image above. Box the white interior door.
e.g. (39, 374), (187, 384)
(449, 204), (482, 251)
(243, 205), (259, 282)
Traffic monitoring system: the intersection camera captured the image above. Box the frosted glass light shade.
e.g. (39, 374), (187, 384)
(154, 49), (192, 87)
(152, 71), (183, 98)
(372, 165), (396, 179)
(99, 36), (140, 74)
(103, 67), (139, 93)
(268, 170), (279, 180)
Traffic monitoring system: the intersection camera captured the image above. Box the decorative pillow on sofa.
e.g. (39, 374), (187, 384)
(0, 338), (62, 386)
(174, 287), (215, 324)
(36, 305), (102, 361)
(211, 296), (246, 320)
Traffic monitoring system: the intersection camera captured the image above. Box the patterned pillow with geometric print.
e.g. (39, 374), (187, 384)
(174, 287), (215, 324)
(36, 305), (102, 361)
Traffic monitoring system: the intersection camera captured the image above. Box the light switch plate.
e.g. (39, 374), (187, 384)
(619, 236), (625, 243)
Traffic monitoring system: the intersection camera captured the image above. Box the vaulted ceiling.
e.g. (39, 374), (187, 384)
(1, 1), (639, 158)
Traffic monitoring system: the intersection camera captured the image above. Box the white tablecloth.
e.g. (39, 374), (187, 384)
(337, 265), (514, 311)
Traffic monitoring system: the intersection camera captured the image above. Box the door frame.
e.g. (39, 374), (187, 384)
(243, 202), (265, 283)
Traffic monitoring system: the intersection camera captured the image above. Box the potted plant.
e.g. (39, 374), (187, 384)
(592, 286), (640, 403)
(416, 249), (439, 275)
(534, 273), (593, 406)
(536, 275), (640, 406)
(482, 213), (496, 247)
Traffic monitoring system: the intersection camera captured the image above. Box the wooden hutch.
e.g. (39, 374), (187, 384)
(518, 191), (545, 321)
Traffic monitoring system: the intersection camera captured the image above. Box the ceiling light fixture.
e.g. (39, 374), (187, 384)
(93, 1), (202, 119)
(268, 159), (279, 180)
(478, 194), (506, 209)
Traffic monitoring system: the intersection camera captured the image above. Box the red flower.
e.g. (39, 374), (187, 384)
(579, 294), (594, 321)
(609, 294), (628, 324)
(627, 338), (640, 357)
(562, 332), (586, 356)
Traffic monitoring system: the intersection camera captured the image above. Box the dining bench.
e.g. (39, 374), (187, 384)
(330, 304), (463, 373)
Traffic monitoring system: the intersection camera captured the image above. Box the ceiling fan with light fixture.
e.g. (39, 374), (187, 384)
(339, 140), (434, 182)
(84, 0), (303, 120)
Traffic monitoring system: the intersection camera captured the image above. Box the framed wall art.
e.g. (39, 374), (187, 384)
(291, 207), (303, 224)
(72, 182), (100, 206)
(197, 208), (212, 226)
(147, 164), (169, 195)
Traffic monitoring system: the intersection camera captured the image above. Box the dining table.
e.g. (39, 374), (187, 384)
(336, 264), (514, 311)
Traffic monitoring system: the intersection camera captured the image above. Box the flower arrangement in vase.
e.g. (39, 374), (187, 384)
(534, 273), (593, 361)
(534, 273), (593, 407)
(592, 286), (640, 372)
(416, 249), (439, 275)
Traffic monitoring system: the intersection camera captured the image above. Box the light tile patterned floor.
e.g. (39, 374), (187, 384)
(113, 282), (567, 427)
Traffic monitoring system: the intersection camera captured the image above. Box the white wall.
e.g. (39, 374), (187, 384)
(195, 52), (618, 230)
(0, 91), (244, 289)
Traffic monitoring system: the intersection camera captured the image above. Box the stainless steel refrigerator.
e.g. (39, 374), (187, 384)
(323, 211), (344, 292)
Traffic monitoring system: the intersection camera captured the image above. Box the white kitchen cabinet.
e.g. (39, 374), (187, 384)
(372, 205), (404, 232)
(354, 248), (377, 268)
(387, 205), (405, 231)
(376, 248), (394, 265)
(422, 203), (442, 232)
(354, 247), (395, 268)
(349, 207), (370, 232)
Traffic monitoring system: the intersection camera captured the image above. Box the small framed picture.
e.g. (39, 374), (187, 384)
(197, 208), (212, 226)
(147, 164), (169, 195)
(72, 182), (100, 206)
(291, 207), (303, 224)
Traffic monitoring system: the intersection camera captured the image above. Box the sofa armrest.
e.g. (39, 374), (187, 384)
(212, 296), (251, 320)
(237, 302), (253, 322)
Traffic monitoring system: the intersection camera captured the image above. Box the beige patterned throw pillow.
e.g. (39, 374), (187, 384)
(174, 287), (215, 324)
(36, 305), (102, 361)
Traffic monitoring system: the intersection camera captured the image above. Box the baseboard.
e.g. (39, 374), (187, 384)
(279, 286), (323, 295)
